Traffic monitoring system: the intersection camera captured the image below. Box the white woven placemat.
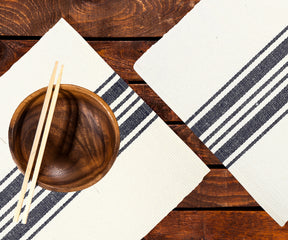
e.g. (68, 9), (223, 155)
(135, 0), (288, 226)
(0, 19), (209, 240)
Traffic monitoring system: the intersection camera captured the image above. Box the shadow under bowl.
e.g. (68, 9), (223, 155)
(9, 84), (120, 192)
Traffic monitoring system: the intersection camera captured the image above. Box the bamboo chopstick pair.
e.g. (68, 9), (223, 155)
(13, 62), (64, 224)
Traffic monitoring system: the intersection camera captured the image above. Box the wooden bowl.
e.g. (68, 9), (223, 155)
(9, 84), (120, 192)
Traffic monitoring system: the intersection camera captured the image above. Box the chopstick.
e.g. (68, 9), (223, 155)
(13, 61), (59, 223)
(13, 62), (64, 224)
(22, 64), (64, 224)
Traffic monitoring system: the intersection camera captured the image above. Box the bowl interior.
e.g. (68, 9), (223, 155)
(9, 84), (120, 192)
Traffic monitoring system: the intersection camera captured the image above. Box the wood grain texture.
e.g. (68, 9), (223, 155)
(178, 169), (257, 208)
(9, 85), (120, 192)
(0, 0), (199, 37)
(131, 84), (182, 122)
(0, 40), (35, 76)
(90, 40), (156, 81)
(169, 124), (220, 165)
(144, 211), (288, 240)
(0, 40), (153, 80)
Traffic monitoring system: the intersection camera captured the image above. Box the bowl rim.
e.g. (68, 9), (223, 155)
(9, 84), (120, 192)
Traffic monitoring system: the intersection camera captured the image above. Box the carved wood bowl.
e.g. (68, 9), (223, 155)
(9, 84), (120, 192)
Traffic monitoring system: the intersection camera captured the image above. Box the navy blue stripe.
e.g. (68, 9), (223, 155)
(2, 192), (67, 240)
(185, 26), (288, 126)
(0, 174), (22, 208)
(203, 63), (288, 144)
(226, 109), (288, 168)
(209, 73), (288, 149)
(0, 204), (16, 223)
(26, 191), (80, 240)
(0, 189), (44, 223)
(215, 84), (288, 162)
(119, 102), (153, 141)
(0, 188), (45, 235)
(94, 72), (116, 94)
(0, 220), (11, 235)
(0, 168), (17, 186)
(100, 79), (128, 105)
(112, 91), (134, 112)
(192, 37), (288, 137)
(118, 115), (158, 155)
(116, 97), (141, 121)
(0, 192), (27, 223)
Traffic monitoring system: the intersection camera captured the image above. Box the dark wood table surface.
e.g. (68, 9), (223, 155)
(0, 0), (288, 239)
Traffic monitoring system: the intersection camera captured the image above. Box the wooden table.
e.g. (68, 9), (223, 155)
(0, 0), (287, 239)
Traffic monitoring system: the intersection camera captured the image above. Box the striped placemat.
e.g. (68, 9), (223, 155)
(134, 0), (288, 226)
(0, 19), (209, 240)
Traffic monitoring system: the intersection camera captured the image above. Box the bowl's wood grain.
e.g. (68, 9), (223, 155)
(9, 84), (120, 192)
